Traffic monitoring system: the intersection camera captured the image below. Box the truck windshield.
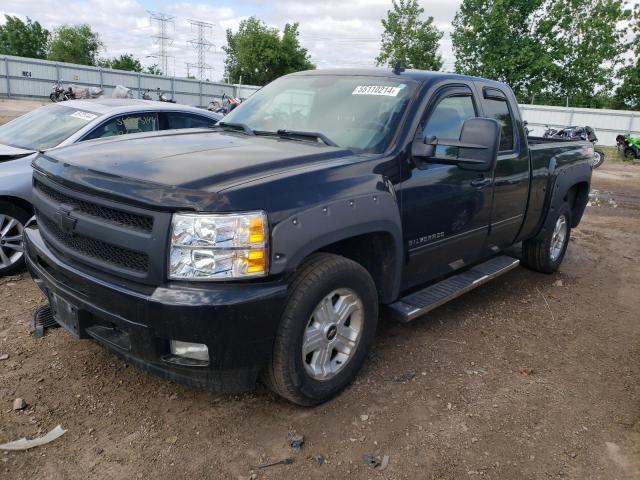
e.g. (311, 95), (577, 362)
(224, 75), (418, 153)
(0, 104), (98, 150)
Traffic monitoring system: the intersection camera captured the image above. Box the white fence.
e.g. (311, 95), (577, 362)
(0, 54), (260, 107)
(519, 104), (640, 146)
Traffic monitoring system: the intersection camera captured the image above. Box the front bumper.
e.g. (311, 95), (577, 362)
(23, 225), (288, 392)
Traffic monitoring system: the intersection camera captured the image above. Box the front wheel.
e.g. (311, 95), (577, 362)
(521, 203), (572, 274)
(49, 93), (58, 102)
(263, 253), (378, 405)
(0, 202), (30, 276)
(592, 149), (605, 169)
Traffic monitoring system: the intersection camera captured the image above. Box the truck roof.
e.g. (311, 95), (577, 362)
(289, 68), (507, 88)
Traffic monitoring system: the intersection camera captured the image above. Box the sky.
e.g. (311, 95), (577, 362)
(0, 0), (461, 81)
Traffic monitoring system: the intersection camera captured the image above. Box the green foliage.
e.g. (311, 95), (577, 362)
(98, 53), (143, 72)
(376, 0), (443, 71)
(48, 24), (103, 66)
(145, 64), (163, 76)
(223, 17), (314, 86)
(614, 5), (640, 110)
(452, 0), (629, 107)
(0, 15), (49, 59)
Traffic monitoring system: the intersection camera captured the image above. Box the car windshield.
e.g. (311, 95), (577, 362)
(0, 104), (99, 150)
(223, 74), (418, 153)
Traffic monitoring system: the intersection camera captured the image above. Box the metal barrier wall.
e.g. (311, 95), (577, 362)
(520, 104), (640, 146)
(0, 54), (260, 107)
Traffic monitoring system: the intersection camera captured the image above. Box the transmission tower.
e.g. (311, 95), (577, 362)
(188, 19), (214, 80)
(148, 11), (175, 76)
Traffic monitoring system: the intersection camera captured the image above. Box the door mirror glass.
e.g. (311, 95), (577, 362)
(412, 117), (501, 171)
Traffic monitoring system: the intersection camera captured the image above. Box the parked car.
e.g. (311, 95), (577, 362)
(23, 69), (592, 405)
(0, 99), (222, 275)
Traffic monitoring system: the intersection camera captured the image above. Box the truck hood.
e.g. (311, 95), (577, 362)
(38, 129), (354, 192)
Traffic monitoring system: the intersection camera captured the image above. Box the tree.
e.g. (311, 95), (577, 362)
(544, 0), (630, 106)
(223, 17), (314, 86)
(0, 15), (49, 59)
(452, 0), (552, 101)
(614, 5), (640, 110)
(98, 54), (143, 72)
(376, 0), (443, 71)
(452, 0), (629, 106)
(48, 24), (103, 66)
(145, 64), (163, 76)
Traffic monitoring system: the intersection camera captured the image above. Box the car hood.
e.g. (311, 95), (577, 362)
(0, 143), (37, 162)
(33, 129), (356, 209)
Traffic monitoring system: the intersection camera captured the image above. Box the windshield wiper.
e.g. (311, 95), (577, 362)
(274, 129), (338, 147)
(217, 122), (255, 136)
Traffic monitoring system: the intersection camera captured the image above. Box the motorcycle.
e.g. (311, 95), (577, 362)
(208, 92), (241, 115)
(49, 80), (71, 102)
(156, 88), (176, 103)
(140, 89), (153, 100)
(50, 80), (103, 102)
(616, 134), (640, 159)
(543, 125), (605, 169)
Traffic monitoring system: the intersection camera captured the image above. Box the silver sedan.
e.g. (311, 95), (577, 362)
(0, 99), (222, 275)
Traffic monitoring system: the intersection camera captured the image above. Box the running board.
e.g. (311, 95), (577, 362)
(388, 255), (520, 323)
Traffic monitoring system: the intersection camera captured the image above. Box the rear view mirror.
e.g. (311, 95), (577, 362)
(412, 117), (501, 171)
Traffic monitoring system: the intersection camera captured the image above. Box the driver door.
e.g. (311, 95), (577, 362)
(400, 85), (494, 289)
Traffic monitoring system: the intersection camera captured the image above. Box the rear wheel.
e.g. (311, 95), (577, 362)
(521, 203), (571, 274)
(0, 203), (30, 276)
(263, 253), (378, 405)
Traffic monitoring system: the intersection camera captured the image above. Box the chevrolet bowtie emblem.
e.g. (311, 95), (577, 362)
(55, 207), (77, 235)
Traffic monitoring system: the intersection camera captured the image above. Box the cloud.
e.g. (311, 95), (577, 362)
(0, 0), (502, 81)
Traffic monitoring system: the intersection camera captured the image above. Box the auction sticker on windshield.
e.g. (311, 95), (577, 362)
(352, 85), (402, 96)
(70, 111), (97, 121)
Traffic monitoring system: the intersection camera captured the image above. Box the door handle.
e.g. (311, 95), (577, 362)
(470, 176), (492, 188)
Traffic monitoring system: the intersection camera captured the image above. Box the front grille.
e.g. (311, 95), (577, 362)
(39, 214), (149, 273)
(35, 179), (153, 233)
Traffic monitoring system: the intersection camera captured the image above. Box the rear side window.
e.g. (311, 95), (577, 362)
(483, 98), (515, 152)
(165, 113), (217, 130)
(84, 113), (159, 140)
(423, 95), (476, 140)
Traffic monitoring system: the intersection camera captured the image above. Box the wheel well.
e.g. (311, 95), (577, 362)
(0, 196), (34, 216)
(564, 182), (589, 228)
(312, 232), (397, 303)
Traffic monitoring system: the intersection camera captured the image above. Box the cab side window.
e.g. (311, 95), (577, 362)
(483, 97), (515, 152)
(84, 113), (159, 140)
(422, 94), (476, 158)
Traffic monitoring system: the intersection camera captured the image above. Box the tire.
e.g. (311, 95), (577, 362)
(624, 146), (640, 159)
(592, 149), (605, 169)
(521, 203), (572, 274)
(0, 202), (30, 276)
(49, 93), (58, 102)
(263, 253), (378, 406)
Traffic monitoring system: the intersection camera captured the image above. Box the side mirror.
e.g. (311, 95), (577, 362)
(412, 117), (501, 171)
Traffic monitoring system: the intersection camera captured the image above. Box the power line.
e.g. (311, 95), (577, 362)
(148, 11), (175, 76)
(188, 19), (214, 81)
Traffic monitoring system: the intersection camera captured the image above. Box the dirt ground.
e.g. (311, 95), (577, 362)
(1, 103), (639, 478)
(0, 98), (47, 125)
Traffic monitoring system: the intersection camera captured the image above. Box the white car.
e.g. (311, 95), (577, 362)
(0, 99), (222, 275)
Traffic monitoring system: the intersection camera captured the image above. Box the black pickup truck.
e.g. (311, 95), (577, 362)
(24, 69), (593, 405)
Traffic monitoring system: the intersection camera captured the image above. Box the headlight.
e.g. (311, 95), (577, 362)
(169, 211), (267, 280)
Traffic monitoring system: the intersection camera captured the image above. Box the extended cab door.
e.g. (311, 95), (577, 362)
(400, 84), (494, 289)
(476, 85), (530, 249)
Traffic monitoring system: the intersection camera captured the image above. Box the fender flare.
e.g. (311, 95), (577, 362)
(269, 191), (403, 302)
(539, 159), (591, 236)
